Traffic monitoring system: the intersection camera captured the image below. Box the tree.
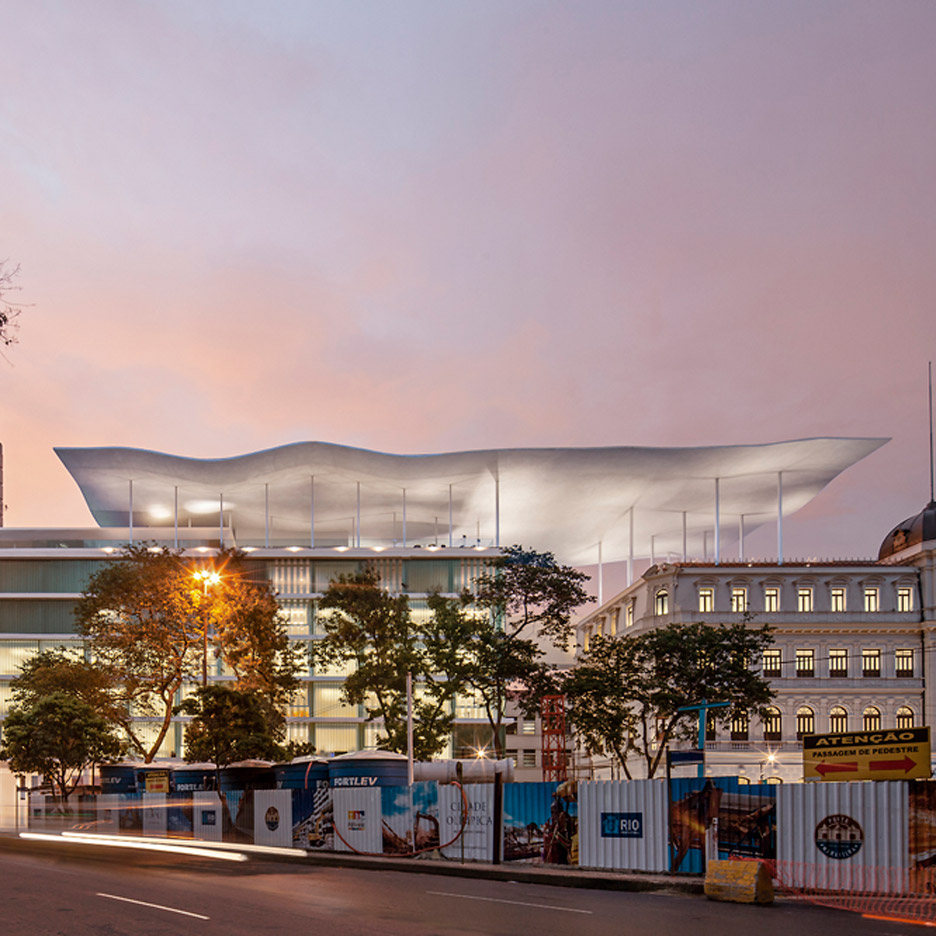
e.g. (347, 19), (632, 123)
(0, 694), (122, 805)
(0, 260), (23, 349)
(565, 622), (776, 779)
(11, 648), (131, 735)
(312, 567), (473, 759)
(74, 545), (302, 762)
(75, 545), (205, 761)
(457, 545), (592, 758)
(176, 685), (281, 787)
(207, 548), (303, 730)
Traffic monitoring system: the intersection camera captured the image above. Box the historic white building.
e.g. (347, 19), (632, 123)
(575, 500), (936, 783)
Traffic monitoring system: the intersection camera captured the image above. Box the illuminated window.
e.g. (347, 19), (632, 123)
(764, 587), (780, 612)
(863, 706), (881, 731)
(625, 602), (634, 628)
(895, 649), (914, 677)
(864, 587), (879, 612)
(829, 706), (847, 734)
(655, 590), (669, 615)
(521, 751), (536, 768)
(705, 710), (718, 741)
(522, 719), (536, 735)
(609, 608), (620, 634)
(762, 649), (782, 678)
(897, 706), (914, 729)
(796, 648), (814, 678)
(898, 587), (914, 612)
(862, 648), (881, 678)
(698, 587), (714, 613)
(796, 706), (815, 739)
(797, 588), (813, 612)
(762, 707), (781, 741)
(828, 649), (848, 677)
(830, 587), (846, 612)
(731, 587), (748, 613)
(730, 711), (749, 741)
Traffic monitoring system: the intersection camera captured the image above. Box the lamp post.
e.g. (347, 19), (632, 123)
(194, 569), (221, 687)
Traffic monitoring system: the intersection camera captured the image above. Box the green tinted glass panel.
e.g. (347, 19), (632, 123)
(403, 559), (454, 593)
(0, 559), (107, 593)
(0, 599), (78, 633)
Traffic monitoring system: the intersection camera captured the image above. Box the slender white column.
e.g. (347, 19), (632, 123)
(173, 486), (179, 549)
(310, 476), (315, 548)
(406, 672), (414, 787)
(495, 474), (500, 547)
(714, 477), (721, 566)
(219, 494), (224, 548)
(128, 480), (133, 545)
(402, 488), (407, 547)
(682, 511), (687, 562)
(650, 534), (656, 566)
(627, 507), (634, 587)
(777, 471), (784, 566)
(264, 483), (270, 548)
(448, 484), (453, 547)
(356, 482), (361, 547)
(739, 514), (745, 561)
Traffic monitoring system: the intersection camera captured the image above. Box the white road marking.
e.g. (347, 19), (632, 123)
(426, 890), (593, 914)
(96, 892), (210, 920)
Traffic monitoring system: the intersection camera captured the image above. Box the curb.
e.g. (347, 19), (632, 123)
(0, 832), (703, 895)
(299, 850), (705, 894)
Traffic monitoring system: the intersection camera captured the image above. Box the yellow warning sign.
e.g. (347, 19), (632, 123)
(803, 727), (931, 781)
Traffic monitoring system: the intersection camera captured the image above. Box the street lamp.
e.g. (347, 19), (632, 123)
(194, 569), (221, 686)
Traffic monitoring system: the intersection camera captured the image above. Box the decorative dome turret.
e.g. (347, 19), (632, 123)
(878, 500), (936, 560)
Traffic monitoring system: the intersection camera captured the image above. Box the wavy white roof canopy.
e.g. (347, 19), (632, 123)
(56, 438), (886, 564)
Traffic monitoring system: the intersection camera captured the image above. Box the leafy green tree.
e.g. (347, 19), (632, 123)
(565, 622), (776, 779)
(177, 685), (281, 787)
(75, 545), (302, 762)
(75, 545), (202, 761)
(0, 693), (123, 804)
(312, 567), (474, 759)
(207, 548), (303, 730)
(11, 648), (131, 734)
(452, 545), (592, 758)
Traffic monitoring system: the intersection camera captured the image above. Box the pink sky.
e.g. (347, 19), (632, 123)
(1, 0), (934, 567)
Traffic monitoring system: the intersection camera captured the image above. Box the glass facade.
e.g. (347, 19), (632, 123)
(0, 542), (487, 755)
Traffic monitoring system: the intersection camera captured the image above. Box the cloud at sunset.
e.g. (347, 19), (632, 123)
(1, 0), (934, 564)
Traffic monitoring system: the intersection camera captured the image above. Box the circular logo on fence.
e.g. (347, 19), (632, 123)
(265, 806), (280, 832)
(815, 814), (863, 860)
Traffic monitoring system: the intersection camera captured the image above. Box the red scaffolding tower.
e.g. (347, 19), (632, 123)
(540, 694), (568, 782)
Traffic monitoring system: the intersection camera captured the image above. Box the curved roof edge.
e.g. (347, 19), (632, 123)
(56, 437), (888, 564)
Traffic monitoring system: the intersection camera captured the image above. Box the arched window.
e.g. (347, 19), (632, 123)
(829, 706), (848, 734)
(897, 706), (915, 730)
(762, 707), (782, 741)
(655, 589), (669, 615)
(796, 706), (815, 739)
(863, 706), (881, 731)
(731, 711), (749, 741)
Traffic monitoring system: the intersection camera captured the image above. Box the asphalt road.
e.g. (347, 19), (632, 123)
(0, 845), (927, 936)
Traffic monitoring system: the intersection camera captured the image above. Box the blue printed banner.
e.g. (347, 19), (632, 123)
(601, 812), (643, 838)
